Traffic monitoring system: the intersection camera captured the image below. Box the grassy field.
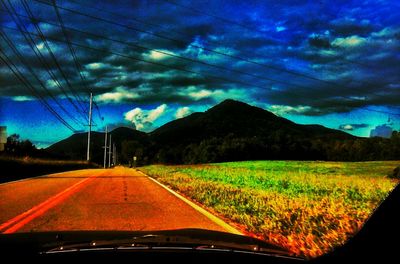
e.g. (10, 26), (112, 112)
(139, 160), (399, 258)
(0, 156), (99, 183)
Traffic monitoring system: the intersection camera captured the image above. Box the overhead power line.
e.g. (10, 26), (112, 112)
(31, 1), (89, 117)
(35, 0), (394, 98)
(1, 0), (85, 127)
(44, 0), (396, 102)
(17, 0), (88, 124)
(1, 11), (313, 90)
(1, 2), (397, 117)
(4, 23), (399, 118)
(156, 0), (379, 69)
(79, 0), (382, 72)
(1, 25), (289, 93)
(66, 0), (282, 60)
(92, 100), (104, 122)
(50, 0), (91, 115)
(156, 0), (270, 35)
(3, 8), (395, 101)
(33, 0), (340, 88)
(0, 42), (76, 131)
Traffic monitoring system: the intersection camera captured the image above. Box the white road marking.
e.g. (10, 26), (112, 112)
(136, 170), (243, 235)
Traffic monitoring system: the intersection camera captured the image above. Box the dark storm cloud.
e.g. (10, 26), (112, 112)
(233, 35), (278, 50)
(330, 17), (375, 36)
(308, 36), (331, 49)
(178, 23), (217, 39)
(147, 75), (206, 87)
(0, 0), (399, 116)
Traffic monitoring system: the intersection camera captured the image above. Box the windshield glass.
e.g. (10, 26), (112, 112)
(0, 0), (399, 259)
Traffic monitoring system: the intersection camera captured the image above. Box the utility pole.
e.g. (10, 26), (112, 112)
(114, 144), (117, 165)
(103, 126), (108, 168)
(86, 92), (93, 161)
(108, 134), (112, 168)
(113, 143), (116, 166)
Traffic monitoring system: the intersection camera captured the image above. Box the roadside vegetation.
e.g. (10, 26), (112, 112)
(140, 160), (399, 258)
(0, 156), (99, 183)
(0, 133), (99, 182)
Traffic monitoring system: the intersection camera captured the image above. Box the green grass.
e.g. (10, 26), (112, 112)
(139, 160), (399, 258)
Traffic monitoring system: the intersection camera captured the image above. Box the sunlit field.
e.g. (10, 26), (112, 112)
(140, 161), (399, 258)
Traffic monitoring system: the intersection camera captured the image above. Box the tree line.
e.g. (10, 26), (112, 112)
(1, 134), (51, 159)
(119, 131), (400, 165)
(3, 131), (399, 165)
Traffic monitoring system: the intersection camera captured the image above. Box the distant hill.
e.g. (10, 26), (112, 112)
(47, 127), (148, 164)
(47, 99), (399, 164)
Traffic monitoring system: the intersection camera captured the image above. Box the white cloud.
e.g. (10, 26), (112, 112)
(46, 79), (58, 88)
(175, 107), (191, 119)
(147, 104), (167, 122)
(95, 87), (139, 103)
(38, 22), (54, 33)
(342, 124), (353, 130)
(332, 35), (366, 47)
(276, 26), (286, 32)
(371, 27), (397, 38)
(183, 37), (236, 62)
(12, 96), (34, 101)
(184, 37), (204, 57)
(146, 50), (175, 60)
(339, 123), (369, 131)
(197, 47), (236, 62)
(188, 89), (215, 100)
(349, 96), (365, 100)
(268, 105), (313, 116)
(124, 108), (143, 126)
(124, 104), (167, 131)
(35, 41), (59, 53)
(85, 62), (107, 70)
(36, 42), (44, 50)
(183, 86), (251, 102)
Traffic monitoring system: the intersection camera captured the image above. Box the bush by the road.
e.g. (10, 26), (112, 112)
(388, 166), (400, 179)
(0, 156), (99, 183)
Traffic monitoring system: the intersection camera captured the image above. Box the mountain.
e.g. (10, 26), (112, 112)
(151, 99), (352, 145)
(47, 99), (360, 164)
(148, 99), (355, 163)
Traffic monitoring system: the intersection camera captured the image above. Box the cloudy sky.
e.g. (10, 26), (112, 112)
(0, 0), (399, 147)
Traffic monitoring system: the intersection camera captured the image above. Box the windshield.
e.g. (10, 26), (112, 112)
(0, 0), (399, 260)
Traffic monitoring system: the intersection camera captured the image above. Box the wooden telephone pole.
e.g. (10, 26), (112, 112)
(86, 92), (93, 161)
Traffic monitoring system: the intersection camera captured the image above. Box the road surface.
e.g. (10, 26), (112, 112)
(0, 167), (239, 234)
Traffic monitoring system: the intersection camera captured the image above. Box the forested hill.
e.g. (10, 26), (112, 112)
(46, 100), (400, 164)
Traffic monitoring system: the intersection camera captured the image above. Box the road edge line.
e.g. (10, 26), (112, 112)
(137, 170), (243, 235)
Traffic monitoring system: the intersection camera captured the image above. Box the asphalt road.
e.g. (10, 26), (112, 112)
(0, 167), (238, 234)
